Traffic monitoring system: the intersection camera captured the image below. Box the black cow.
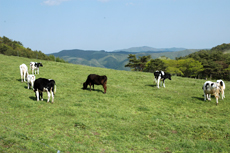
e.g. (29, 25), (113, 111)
(83, 74), (107, 94)
(33, 78), (56, 103)
(154, 70), (171, 88)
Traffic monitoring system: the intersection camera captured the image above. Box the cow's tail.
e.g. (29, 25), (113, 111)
(103, 76), (107, 85)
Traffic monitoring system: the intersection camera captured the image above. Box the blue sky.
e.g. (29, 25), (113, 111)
(0, 0), (230, 54)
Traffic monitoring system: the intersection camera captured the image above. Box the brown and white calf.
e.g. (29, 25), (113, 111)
(202, 81), (220, 105)
(19, 64), (28, 82)
(217, 79), (225, 100)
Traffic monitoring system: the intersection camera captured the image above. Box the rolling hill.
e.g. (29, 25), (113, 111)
(48, 47), (200, 70)
(0, 54), (229, 152)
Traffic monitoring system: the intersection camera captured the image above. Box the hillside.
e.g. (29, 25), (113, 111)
(0, 36), (66, 63)
(0, 54), (230, 152)
(49, 49), (200, 70)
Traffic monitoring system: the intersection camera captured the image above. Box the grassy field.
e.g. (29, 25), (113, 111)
(0, 54), (230, 153)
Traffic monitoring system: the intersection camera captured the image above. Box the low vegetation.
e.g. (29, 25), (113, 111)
(0, 36), (66, 63)
(0, 54), (229, 152)
(126, 43), (230, 80)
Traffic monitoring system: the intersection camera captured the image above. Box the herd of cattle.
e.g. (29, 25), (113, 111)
(19, 63), (226, 105)
(19, 62), (56, 103)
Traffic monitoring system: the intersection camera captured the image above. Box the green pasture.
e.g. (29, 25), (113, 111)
(0, 54), (229, 152)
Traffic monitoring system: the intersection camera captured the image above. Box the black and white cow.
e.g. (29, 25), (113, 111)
(154, 70), (171, 88)
(202, 81), (220, 105)
(30, 62), (43, 74)
(33, 78), (56, 103)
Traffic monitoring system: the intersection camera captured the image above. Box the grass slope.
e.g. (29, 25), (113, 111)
(0, 54), (229, 153)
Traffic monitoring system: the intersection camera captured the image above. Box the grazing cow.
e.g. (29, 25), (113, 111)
(33, 78), (56, 103)
(83, 74), (107, 94)
(217, 79), (225, 100)
(154, 70), (171, 88)
(19, 64), (28, 82)
(202, 81), (220, 105)
(27, 74), (36, 89)
(30, 62), (43, 74)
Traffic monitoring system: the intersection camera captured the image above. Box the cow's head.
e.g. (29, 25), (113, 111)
(168, 73), (172, 80)
(39, 63), (43, 67)
(83, 82), (87, 89)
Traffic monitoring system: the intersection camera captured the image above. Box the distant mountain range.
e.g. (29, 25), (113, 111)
(48, 47), (200, 70)
(113, 46), (187, 52)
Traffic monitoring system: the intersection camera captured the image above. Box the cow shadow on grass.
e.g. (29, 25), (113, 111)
(16, 79), (22, 82)
(145, 84), (156, 88)
(192, 96), (204, 101)
(29, 96), (37, 101)
(81, 88), (104, 93)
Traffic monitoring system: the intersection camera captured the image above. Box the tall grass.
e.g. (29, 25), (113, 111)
(0, 54), (229, 152)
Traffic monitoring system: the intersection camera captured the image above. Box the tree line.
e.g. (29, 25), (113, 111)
(125, 43), (230, 80)
(0, 36), (67, 63)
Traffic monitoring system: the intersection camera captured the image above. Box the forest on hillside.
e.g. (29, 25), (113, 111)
(0, 36), (66, 63)
(125, 43), (230, 80)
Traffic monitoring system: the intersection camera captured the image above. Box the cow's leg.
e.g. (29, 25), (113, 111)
(157, 77), (160, 88)
(47, 91), (50, 103)
(40, 92), (43, 101)
(215, 94), (219, 105)
(204, 92), (206, 101)
(23, 71), (26, 82)
(51, 90), (54, 103)
(36, 90), (39, 101)
(89, 83), (91, 91)
(103, 83), (107, 94)
(208, 94), (211, 100)
(163, 79), (165, 88)
(222, 90), (225, 99)
(31, 81), (34, 89)
(154, 77), (157, 83)
(37, 68), (39, 74)
(28, 82), (30, 89)
(20, 71), (23, 82)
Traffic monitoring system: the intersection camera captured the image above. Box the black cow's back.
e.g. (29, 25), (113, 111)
(34, 78), (55, 92)
(87, 74), (107, 85)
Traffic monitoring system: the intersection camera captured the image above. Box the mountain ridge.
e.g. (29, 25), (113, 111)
(48, 47), (201, 70)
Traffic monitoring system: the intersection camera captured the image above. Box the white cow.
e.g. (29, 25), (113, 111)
(27, 74), (36, 89)
(217, 79), (225, 100)
(202, 81), (220, 105)
(19, 64), (28, 82)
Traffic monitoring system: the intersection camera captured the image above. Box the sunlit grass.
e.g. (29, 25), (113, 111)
(0, 54), (229, 152)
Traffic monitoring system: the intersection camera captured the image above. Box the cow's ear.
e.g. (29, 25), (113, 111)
(211, 83), (214, 86)
(220, 81), (223, 86)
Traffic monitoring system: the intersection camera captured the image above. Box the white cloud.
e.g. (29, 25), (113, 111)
(43, 0), (70, 6)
